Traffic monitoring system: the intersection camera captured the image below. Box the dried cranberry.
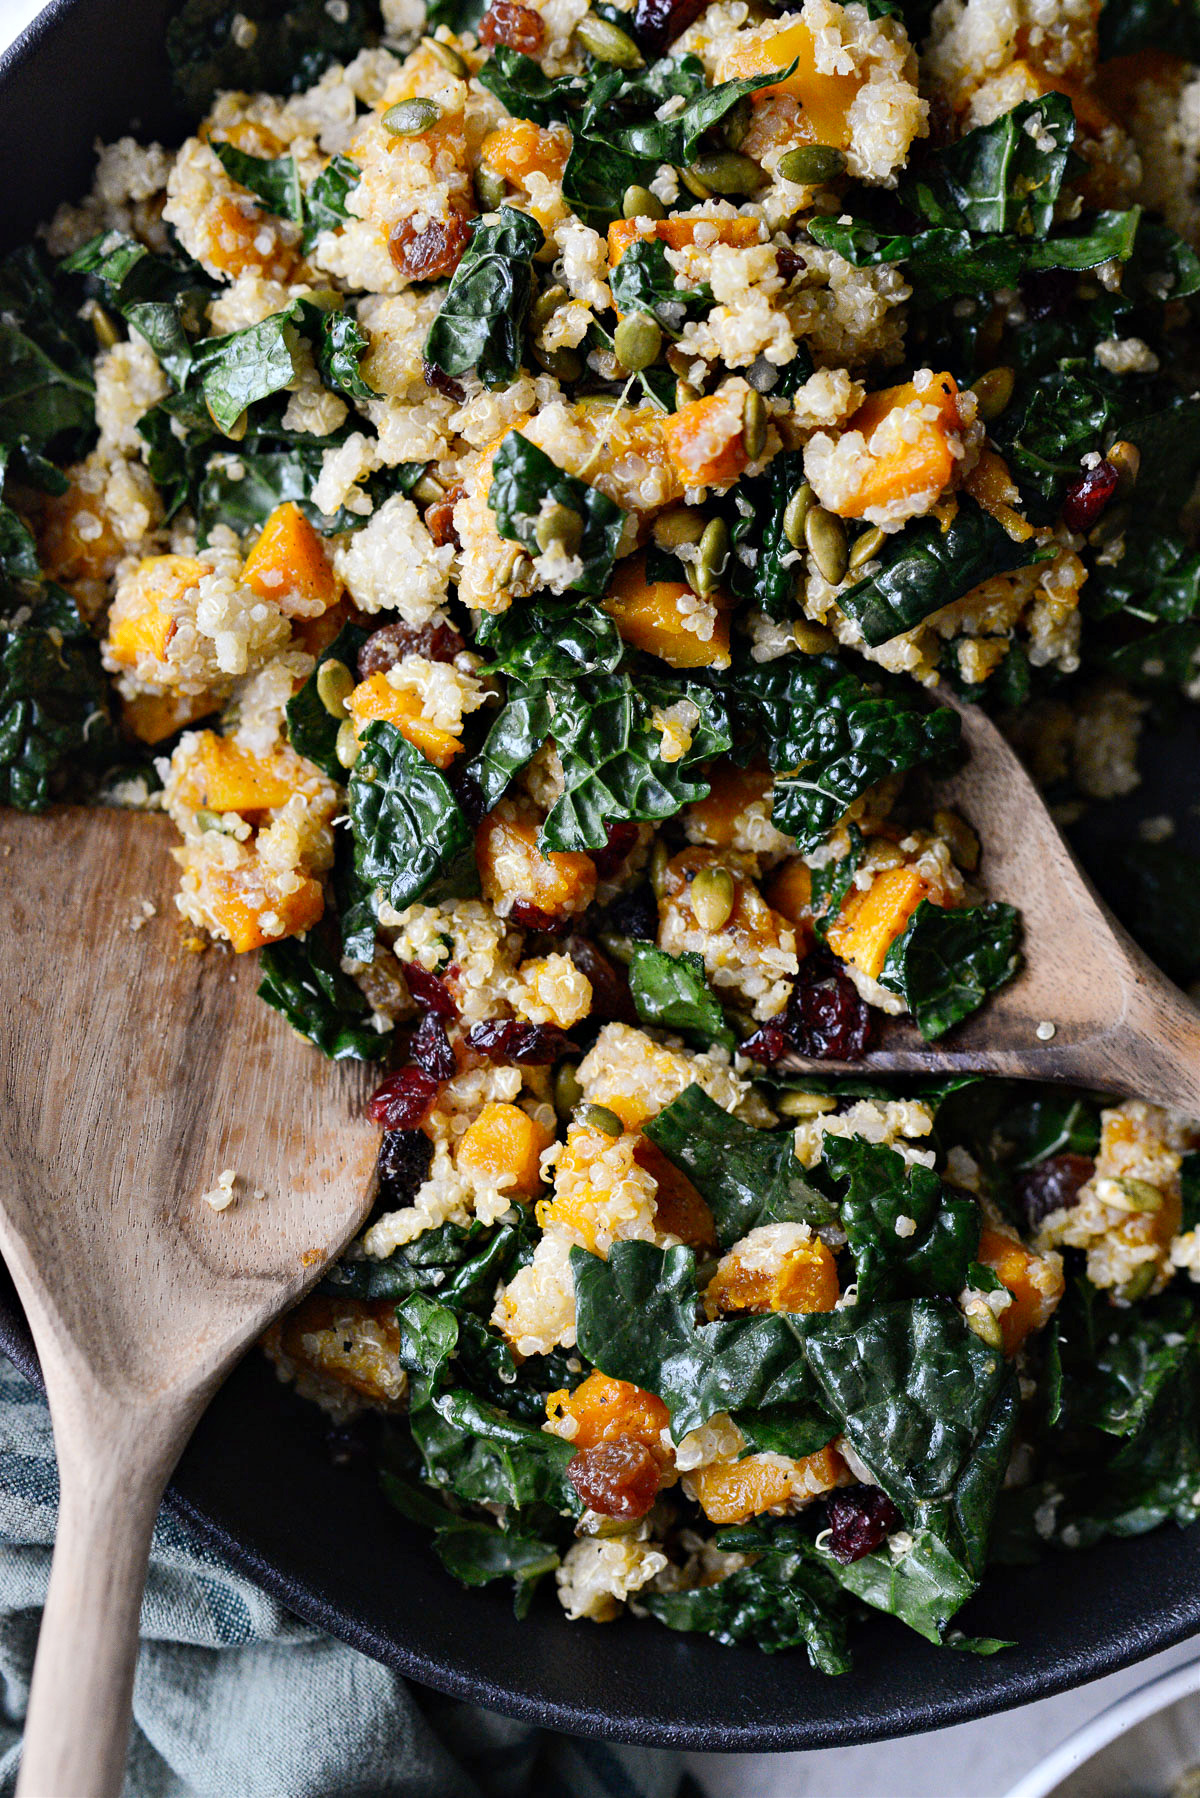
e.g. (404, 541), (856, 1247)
(368, 1067), (441, 1130)
(1014, 1152), (1094, 1229)
(597, 883), (658, 942)
(775, 247), (805, 283)
(564, 934), (637, 1023)
(466, 1020), (578, 1064)
(448, 765), (487, 829)
(478, 0), (545, 50)
(568, 1435), (662, 1518)
(509, 898), (566, 931)
(410, 1012), (457, 1081)
(1022, 269), (1076, 321)
(400, 960), (458, 1017)
(422, 357), (464, 402)
(593, 820), (642, 881)
(631, 0), (708, 51)
(375, 1126), (433, 1208)
(389, 210), (473, 282)
(357, 620), (467, 679)
(741, 1022), (790, 1065)
(1062, 460), (1119, 534)
(825, 1485), (902, 1564)
(783, 953), (873, 1061)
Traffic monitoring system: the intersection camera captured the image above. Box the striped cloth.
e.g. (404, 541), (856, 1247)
(0, 1357), (685, 1798)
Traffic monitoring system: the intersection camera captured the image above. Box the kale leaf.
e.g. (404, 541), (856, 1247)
(62, 230), (214, 387)
(424, 208), (544, 390)
(487, 430), (625, 597)
(324, 1216), (531, 1309)
(285, 620), (369, 781)
(0, 587), (115, 810)
(822, 1135), (980, 1302)
(643, 1084), (836, 1248)
(347, 721), (479, 921)
(879, 900), (1022, 1039)
(211, 140), (304, 222)
(167, 0), (376, 115)
(475, 47), (582, 126)
(608, 237), (712, 330)
(627, 945), (735, 1052)
(932, 94), (1076, 236)
(303, 153), (362, 248)
(724, 448), (806, 621)
(0, 246), (95, 456)
(191, 309), (305, 432)
(256, 926), (391, 1060)
(1099, 0), (1200, 59)
(642, 1536), (852, 1670)
(465, 681), (553, 812)
(606, 59), (797, 163)
(819, 1526), (979, 1647)
(476, 597), (623, 680)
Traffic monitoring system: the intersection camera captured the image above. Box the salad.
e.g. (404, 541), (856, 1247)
(4, 0), (1200, 1668)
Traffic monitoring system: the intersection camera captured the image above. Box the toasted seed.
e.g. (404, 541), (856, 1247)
(742, 388), (767, 460)
(91, 305), (120, 350)
(622, 183), (664, 220)
(778, 144), (846, 186)
(474, 162), (508, 210)
(553, 1061), (583, 1119)
(964, 1305), (1004, 1351)
(971, 365), (1015, 423)
(783, 482), (814, 549)
(534, 345), (584, 381)
(303, 287), (344, 312)
(934, 807), (980, 874)
(578, 1102), (624, 1136)
(596, 930), (636, 966)
(775, 1090), (840, 1118)
(848, 524), (886, 572)
(335, 718), (361, 770)
(1106, 438), (1141, 490)
(723, 96), (753, 151)
(688, 150), (763, 196)
(678, 166), (712, 200)
(195, 809), (223, 833)
(792, 620), (837, 654)
(675, 378), (701, 409)
(1107, 1176), (1164, 1214)
(650, 839), (669, 900)
(535, 502), (584, 554)
(1120, 1262), (1157, 1303)
(411, 471), (446, 505)
(383, 97), (442, 135)
(531, 282), (569, 333)
(422, 34), (467, 75)
(316, 658), (355, 719)
(805, 505), (849, 585)
(575, 11), (644, 66)
(653, 505), (706, 550)
(614, 311), (662, 371)
(690, 864), (735, 931)
(692, 516), (729, 596)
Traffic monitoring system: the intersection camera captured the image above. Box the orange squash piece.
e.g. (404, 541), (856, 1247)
(122, 692), (216, 747)
(190, 731), (296, 813)
(607, 215), (763, 268)
(105, 555), (207, 669)
(546, 1370), (670, 1452)
(705, 1234), (839, 1318)
(242, 501), (342, 617)
(977, 1225), (1065, 1356)
(476, 808), (597, 922)
(826, 865), (929, 980)
(718, 19), (864, 143)
(37, 478), (122, 588)
(691, 1445), (845, 1524)
(455, 1101), (553, 1199)
(825, 375), (962, 521)
(688, 763), (774, 847)
(602, 554), (731, 668)
(480, 118), (569, 186)
(764, 857), (814, 928)
(204, 867), (325, 953)
(661, 390), (749, 489)
(632, 1138), (716, 1248)
(204, 195), (300, 283)
(347, 673), (462, 770)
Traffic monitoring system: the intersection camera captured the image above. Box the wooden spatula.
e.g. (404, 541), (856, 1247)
(0, 805), (378, 1798)
(783, 694), (1200, 1113)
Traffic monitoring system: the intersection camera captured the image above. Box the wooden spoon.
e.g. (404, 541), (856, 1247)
(783, 694), (1200, 1113)
(0, 805), (378, 1798)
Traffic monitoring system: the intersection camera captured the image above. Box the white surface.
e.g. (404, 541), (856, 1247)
(1004, 1656), (1200, 1798)
(1, 0), (1196, 1790)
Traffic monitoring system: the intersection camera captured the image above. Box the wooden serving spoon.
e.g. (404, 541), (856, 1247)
(783, 694), (1200, 1113)
(0, 806), (378, 1798)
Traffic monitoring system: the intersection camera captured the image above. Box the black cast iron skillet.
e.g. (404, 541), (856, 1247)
(2, 0), (1199, 1747)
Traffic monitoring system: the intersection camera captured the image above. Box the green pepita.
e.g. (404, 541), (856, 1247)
(534, 345), (584, 382)
(335, 718), (361, 770)
(614, 311), (663, 372)
(782, 482), (814, 550)
(531, 282), (569, 334)
(1106, 438), (1141, 491)
(653, 506), (706, 550)
(848, 524), (886, 572)
(535, 502), (584, 555)
(690, 864), (735, 931)
(678, 166), (713, 201)
(675, 379), (701, 409)
(1120, 1262), (1158, 1303)
(575, 12), (644, 67)
(316, 658), (355, 720)
(742, 388), (767, 461)
(422, 35), (467, 75)
(411, 471), (446, 505)
(687, 150), (763, 197)
(622, 183), (664, 220)
(774, 1090), (840, 1118)
(792, 620), (837, 655)
(553, 1061), (583, 1119)
(650, 838), (670, 900)
(90, 305), (120, 350)
(970, 365), (1015, 423)
(578, 1102), (624, 1137)
(692, 516), (729, 596)
(964, 1304), (1004, 1352)
(382, 97), (442, 136)
(778, 144), (846, 186)
(805, 504), (849, 586)
(473, 162), (508, 211)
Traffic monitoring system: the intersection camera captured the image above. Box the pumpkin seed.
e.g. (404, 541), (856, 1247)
(422, 35), (467, 75)
(382, 97), (442, 136)
(335, 718), (361, 770)
(534, 344), (584, 381)
(535, 502), (584, 554)
(723, 96), (753, 151)
(578, 1102), (624, 1137)
(90, 305), (120, 350)
(473, 162), (507, 210)
(690, 864), (735, 931)
(782, 482), (814, 549)
(575, 12), (644, 66)
(650, 838), (670, 899)
(742, 388), (767, 460)
(775, 1090), (840, 1118)
(553, 1061), (583, 1119)
(411, 471), (446, 505)
(1107, 1176), (1164, 1214)
(678, 166), (713, 200)
(195, 809), (224, 833)
(688, 150), (763, 196)
(1120, 1262), (1157, 1303)
(653, 505), (706, 550)
(692, 516), (729, 595)
(675, 378), (701, 409)
(805, 505), (848, 585)
(530, 282), (569, 333)
(792, 620), (836, 654)
(1106, 438), (1141, 490)
(622, 183), (664, 220)
(316, 658), (354, 719)
(848, 524), (886, 572)
(614, 311), (662, 371)
(964, 1305), (1004, 1351)
(970, 364), (1015, 422)
(303, 287), (344, 312)
(777, 144), (846, 186)
(934, 807), (980, 873)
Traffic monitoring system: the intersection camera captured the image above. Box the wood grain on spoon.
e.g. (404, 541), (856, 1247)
(0, 806), (377, 1798)
(782, 695), (1200, 1115)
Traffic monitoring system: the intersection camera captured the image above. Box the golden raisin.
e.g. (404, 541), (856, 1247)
(478, 0), (545, 51)
(568, 1435), (662, 1517)
(388, 209), (473, 281)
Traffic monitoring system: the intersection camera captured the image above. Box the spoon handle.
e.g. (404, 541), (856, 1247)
(16, 1390), (193, 1798)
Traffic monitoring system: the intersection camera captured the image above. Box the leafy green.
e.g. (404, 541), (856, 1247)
(347, 721), (479, 924)
(465, 681), (553, 812)
(167, 0), (377, 115)
(191, 309), (304, 433)
(879, 900), (1022, 1040)
(424, 209), (544, 391)
(324, 1218), (512, 1302)
(606, 59), (798, 163)
(1099, 0), (1200, 60)
(724, 449), (806, 621)
(476, 597), (623, 680)
(475, 47), (582, 127)
(62, 230), (214, 387)
(1086, 528), (1200, 625)
(811, 827), (862, 943)
(211, 140), (304, 222)
(642, 1536), (852, 1670)
(303, 153), (362, 248)
(487, 431), (625, 598)
(285, 621), (368, 781)
(627, 945), (735, 1052)
(727, 653), (959, 853)
(643, 1084), (835, 1248)
(837, 503), (1051, 647)
(316, 309), (379, 402)
(608, 238), (712, 330)
(0, 246), (95, 455)
(256, 927), (391, 1060)
(819, 1526), (978, 1647)
(822, 1136), (980, 1302)
(933, 94), (1076, 236)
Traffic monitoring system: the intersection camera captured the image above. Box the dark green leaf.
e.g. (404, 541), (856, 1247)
(317, 308), (380, 401)
(433, 1523), (560, 1587)
(192, 309), (303, 432)
(1099, 0), (1200, 60)
(607, 60), (797, 163)
(465, 681), (552, 811)
(0, 587), (115, 810)
(348, 720), (478, 918)
(323, 1218), (511, 1302)
(61, 230), (213, 387)
(811, 826), (862, 943)
(167, 0), (375, 114)
(642, 1539), (852, 1669)
(0, 246), (95, 455)
(212, 140), (304, 222)
(285, 620), (368, 780)
(424, 208), (544, 390)
(476, 48), (582, 127)
(627, 945), (735, 1052)
(879, 900), (1022, 1039)
(256, 927), (391, 1060)
(488, 430), (625, 597)
(822, 1135), (980, 1302)
(608, 238), (712, 330)
(476, 597), (623, 680)
(303, 153), (362, 248)
(818, 1526), (977, 1646)
(937, 95), (1076, 237)
(724, 449), (806, 620)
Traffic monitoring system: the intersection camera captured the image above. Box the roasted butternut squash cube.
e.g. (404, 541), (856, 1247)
(826, 865), (929, 980)
(272, 1295), (406, 1405)
(37, 475), (122, 589)
(242, 501), (342, 618)
(705, 1233), (839, 1317)
(347, 673), (462, 769)
(977, 1225), (1065, 1356)
(204, 195), (300, 283)
(764, 857), (814, 927)
(122, 691), (216, 747)
(827, 375), (962, 521)
(476, 804), (597, 923)
(662, 388), (750, 489)
(546, 1370), (670, 1451)
(191, 731), (297, 812)
(688, 763), (774, 848)
(602, 554), (730, 668)
(455, 1101), (553, 1198)
(481, 118), (569, 186)
(606, 215), (763, 268)
(105, 554), (206, 668)
(204, 867), (325, 952)
(632, 1138), (716, 1248)
(718, 19), (864, 143)
(690, 1445), (845, 1524)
